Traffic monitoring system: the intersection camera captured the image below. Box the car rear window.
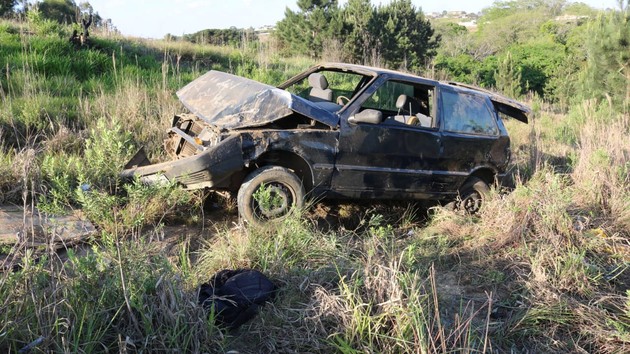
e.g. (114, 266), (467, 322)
(442, 91), (498, 135)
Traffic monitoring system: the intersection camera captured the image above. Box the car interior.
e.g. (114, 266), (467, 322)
(283, 70), (373, 113)
(359, 81), (435, 128)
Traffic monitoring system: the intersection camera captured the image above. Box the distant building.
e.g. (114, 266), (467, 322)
(425, 10), (479, 20)
(255, 25), (275, 34)
(554, 15), (589, 23)
(255, 25), (275, 43)
(447, 11), (467, 18)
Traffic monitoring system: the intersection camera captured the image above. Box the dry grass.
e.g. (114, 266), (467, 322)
(1, 17), (630, 353)
(419, 102), (630, 352)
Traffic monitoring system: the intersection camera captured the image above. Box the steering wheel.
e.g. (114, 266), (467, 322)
(336, 96), (350, 105)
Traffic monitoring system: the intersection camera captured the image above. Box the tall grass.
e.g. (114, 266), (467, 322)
(0, 235), (222, 352)
(1, 16), (629, 353)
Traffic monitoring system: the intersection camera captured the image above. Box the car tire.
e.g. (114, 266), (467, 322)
(457, 177), (490, 214)
(237, 166), (305, 226)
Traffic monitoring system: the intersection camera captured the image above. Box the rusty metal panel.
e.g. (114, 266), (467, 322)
(0, 205), (95, 247)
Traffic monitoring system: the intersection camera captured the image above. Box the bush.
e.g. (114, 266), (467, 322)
(80, 118), (135, 190)
(26, 9), (63, 37)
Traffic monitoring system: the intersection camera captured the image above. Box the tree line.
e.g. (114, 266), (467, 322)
(166, 28), (258, 47)
(431, 0), (629, 110)
(3, 0), (628, 110)
(275, 0), (439, 72)
(1, 0), (114, 33)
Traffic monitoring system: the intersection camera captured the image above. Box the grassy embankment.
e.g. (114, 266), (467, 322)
(0, 18), (629, 353)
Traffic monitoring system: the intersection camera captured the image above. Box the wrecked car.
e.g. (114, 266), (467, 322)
(121, 63), (529, 224)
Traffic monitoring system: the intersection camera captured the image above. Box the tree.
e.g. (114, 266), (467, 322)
(480, 0), (566, 21)
(77, 1), (92, 14)
(275, 8), (310, 55)
(275, 0), (343, 58)
(0, 0), (17, 17)
(276, 0), (438, 68)
(343, 0), (375, 64)
(580, 1), (630, 109)
(37, 0), (77, 24)
(373, 0), (440, 71)
(182, 28), (257, 47)
(495, 52), (522, 97)
(433, 22), (471, 57)
(563, 2), (598, 16)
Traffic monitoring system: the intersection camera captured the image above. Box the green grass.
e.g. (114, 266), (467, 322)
(1, 17), (629, 353)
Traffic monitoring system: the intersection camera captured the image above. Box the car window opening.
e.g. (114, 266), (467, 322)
(283, 69), (371, 112)
(442, 90), (499, 136)
(360, 80), (436, 129)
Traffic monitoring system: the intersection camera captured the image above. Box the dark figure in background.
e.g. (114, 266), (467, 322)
(69, 29), (80, 47)
(76, 14), (93, 47)
(82, 14), (92, 38)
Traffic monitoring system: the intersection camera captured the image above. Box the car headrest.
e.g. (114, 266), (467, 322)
(396, 94), (421, 113)
(308, 73), (329, 90)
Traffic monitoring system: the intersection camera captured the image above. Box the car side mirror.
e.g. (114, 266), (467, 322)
(348, 109), (383, 125)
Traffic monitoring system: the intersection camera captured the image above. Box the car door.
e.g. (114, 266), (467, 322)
(436, 88), (504, 191)
(331, 79), (442, 199)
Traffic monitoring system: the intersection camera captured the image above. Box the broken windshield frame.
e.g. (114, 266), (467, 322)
(281, 68), (375, 113)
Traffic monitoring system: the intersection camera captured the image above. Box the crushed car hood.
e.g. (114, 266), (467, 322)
(177, 71), (339, 129)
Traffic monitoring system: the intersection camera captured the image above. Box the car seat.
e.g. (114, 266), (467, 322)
(308, 73), (333, 102)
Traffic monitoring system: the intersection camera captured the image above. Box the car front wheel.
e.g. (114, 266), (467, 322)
(237, 166), (305, 225)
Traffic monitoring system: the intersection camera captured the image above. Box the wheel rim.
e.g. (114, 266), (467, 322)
(461, 191), (483, 214)
(252, 182), (295, 220)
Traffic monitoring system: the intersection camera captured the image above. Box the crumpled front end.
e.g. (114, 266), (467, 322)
(120, 134), (244, 190)
(163, 113), (224, 160)
(120, 69), (340, 190)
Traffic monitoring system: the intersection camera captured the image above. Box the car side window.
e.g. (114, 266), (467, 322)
(442, 91), (498, 135)
(360, 80), (436, 128)
(284, 77), (310, 99)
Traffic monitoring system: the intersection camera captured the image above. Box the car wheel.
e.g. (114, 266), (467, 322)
(237, 166), (305, 225)
(454, 177), (490, 214)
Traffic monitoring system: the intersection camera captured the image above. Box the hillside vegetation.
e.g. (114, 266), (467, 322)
(1, 1), (630, 353)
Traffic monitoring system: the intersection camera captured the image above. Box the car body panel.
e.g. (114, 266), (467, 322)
(331, 116), (443, 199)
(121, 134), (245, 189)
(238, 129), (339, 194)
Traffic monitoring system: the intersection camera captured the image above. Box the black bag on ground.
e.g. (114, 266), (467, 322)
(198, 269), (276, 329)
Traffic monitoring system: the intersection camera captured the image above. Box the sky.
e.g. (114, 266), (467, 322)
(86, 0), (621, 39)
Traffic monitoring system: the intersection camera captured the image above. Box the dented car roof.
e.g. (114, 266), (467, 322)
(177, 71), (339, 129)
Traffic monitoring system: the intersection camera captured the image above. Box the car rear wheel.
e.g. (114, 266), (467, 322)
(237, 166), (305, 225)
(457, 177), (490, 214)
